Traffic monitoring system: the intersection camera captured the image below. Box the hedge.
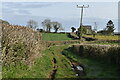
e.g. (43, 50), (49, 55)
(72, 44), (120, 65)
(2, 24), (43, 66)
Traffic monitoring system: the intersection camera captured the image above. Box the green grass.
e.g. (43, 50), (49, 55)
(2, 45), (76, 78)
(63, 47), (120, 78)
(0, 65), (1, 79)
(83, 34), (120, 45)
(3, 44), (120, 78)
(84, 35), (120, 40)
(48, 45), (76, 78)
(2, 48), (53, 78)
(42, 33), (73, 41)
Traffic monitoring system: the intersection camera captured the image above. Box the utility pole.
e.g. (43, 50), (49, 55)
(94, 22), (98, 32)
(93, 22), (98, 37)
(77, 5), (89, 40)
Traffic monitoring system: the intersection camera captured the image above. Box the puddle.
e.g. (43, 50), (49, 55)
(61, 51), (86, 77)
(70, 61), (86, 77)
(76, 66), (84, 71)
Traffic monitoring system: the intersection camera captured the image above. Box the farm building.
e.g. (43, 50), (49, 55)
(83, 25), (93, 34)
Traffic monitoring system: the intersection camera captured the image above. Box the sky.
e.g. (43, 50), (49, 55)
(1, 1), (119, 32)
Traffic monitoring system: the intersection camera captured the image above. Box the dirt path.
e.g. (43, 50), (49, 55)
(48, 52), (58, 80)
(47, 45), (86, 79)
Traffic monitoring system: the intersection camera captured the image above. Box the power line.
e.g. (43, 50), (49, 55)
(77, 5), (89, 26)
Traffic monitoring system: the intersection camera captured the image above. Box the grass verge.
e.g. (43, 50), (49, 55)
(2, 48), (53, 78)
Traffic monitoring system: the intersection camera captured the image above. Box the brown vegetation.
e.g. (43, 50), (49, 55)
(2, 24), (44, 66)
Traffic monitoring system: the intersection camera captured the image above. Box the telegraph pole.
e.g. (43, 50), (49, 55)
(77, 5), (89, 40)
(93, 22), (98, 37)
(94, 22), (98, 32)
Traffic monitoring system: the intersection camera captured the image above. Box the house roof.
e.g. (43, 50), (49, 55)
(83, 25), (92, 30)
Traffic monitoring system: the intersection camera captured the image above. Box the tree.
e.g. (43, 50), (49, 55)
(97, 20), (115, 35)
(106, 20), (115, 35)
(77, 26), (87, 37)
(71, 27), (76, 32)
(37, 28), (44, 32)
(41, 19), (52, 32)
(82, 26), (87, 34)
(27, 20), (38, 29)
(52, 21), (63, 33)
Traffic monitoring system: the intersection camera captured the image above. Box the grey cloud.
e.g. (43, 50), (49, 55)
(21, 3), (54, 8)
(16, 9), (31, 15)
(2, 7), (14, 13)
(3, 2), (54, 9)
(2, 2), (54, 15)
(2, 7), (31, 15)
(2, 2), (32, 15)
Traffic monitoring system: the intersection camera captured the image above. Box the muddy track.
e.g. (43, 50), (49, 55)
(48, 47), (86, 79)
(70, 61), (86, 77)
(61, 51), (86, 77)
(48, 52), (58, 80)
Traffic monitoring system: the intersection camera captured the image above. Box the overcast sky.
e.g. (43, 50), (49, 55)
(1, 2), (119, 32)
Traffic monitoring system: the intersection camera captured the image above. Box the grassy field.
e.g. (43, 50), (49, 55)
(42, 33), (120, 41)
(3, 45), (120, 78)
(42, 33), (73, 41)
(84, 35), (120, 40)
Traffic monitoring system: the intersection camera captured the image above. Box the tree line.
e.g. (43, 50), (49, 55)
(27, 19), (63, 33)
(71, 20), (115, 36)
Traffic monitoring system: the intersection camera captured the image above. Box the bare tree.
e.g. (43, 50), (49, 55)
(41, 19), (52, 32)
(27, 20), (38, 29)
(52, 21), (63, 33)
